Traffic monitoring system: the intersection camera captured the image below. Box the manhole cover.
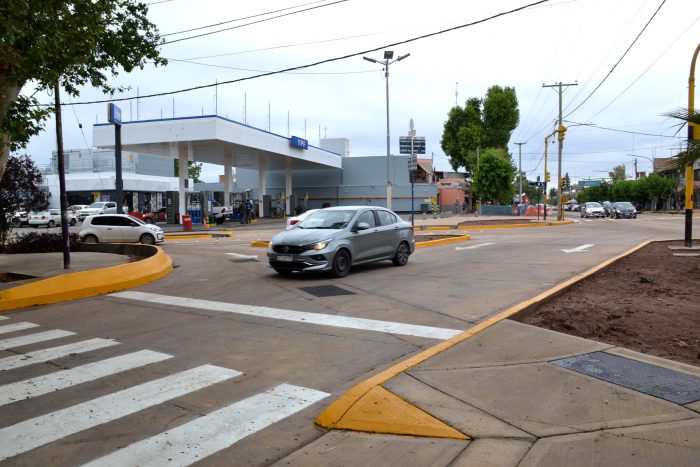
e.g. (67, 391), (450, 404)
(299, 285), (355, 297)
(552, 351), (700, 405)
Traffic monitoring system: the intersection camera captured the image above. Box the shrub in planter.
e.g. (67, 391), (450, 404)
(1, 232), (81, 254)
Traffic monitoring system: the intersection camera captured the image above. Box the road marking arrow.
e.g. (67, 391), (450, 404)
(562, 244), (594, 253)
(455, 242), (495, 251)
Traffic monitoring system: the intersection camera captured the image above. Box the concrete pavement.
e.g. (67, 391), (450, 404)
(1, 214), (698, 466)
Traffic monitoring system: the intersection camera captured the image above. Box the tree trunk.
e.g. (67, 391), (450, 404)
(0, 80), (23, 182)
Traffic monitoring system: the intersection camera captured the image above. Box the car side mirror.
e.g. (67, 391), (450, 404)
(353, 222), (370, 231)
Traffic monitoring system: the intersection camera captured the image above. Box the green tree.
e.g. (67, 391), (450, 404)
(663, 108), (700, 169)
(609, 164), (627, 183)
(0, 154), (49, 246)
(441, 85), (519, 171)
(174, 160), (204, 183)
(472, 148), (515, 204)
(0, 0), (166, 181)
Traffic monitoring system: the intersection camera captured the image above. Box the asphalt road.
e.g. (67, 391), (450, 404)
(0, 214), (695, 466)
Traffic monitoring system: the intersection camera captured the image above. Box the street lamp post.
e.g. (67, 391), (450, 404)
(363, 51), (410, 210)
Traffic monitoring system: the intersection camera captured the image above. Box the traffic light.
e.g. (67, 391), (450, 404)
(557, 124), (568, 141)
(545, 171), (550, 182)
(560, 176), (566, 187)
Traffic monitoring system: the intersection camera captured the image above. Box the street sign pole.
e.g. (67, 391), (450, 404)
(108, 103), (123, 214)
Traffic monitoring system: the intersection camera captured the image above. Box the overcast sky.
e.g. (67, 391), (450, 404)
(24, 0), (699, 184)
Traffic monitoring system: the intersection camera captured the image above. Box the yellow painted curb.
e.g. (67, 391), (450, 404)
(457, 220), (573, 231)
(316, 239), (652, 435)
(250, 240), (271, 248)
(0, 247), (173, 312)
(164, 234), (213, 240)
(415, 235), (471, 248)
(333, 386), (468, 439)
(424, 226), (450, 231)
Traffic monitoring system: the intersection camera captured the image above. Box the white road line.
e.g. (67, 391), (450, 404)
(82, 383), (330, 467)
(455, 242), (495, 251)
(0, 350), (172, 407)
(0, 316), (7, 320)
(0, 338), (119, 372)
(0, 329), (75, 350)
(225, 252), (259, 260)
(0, 322), (39, 335)
(112, 291), (462, 340)
(0, 364), (241, 461)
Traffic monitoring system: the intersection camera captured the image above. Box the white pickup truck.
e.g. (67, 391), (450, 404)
(210, 201), (232, 223)
(79, 201), (129, 220)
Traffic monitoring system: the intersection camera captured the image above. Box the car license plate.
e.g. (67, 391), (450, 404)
(277, 254), (293, 262)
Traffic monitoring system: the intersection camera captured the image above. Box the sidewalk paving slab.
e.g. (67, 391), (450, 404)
(274, 431), (467, 467)
(519, 418), (700, 467)
(450, 438), (533, 467)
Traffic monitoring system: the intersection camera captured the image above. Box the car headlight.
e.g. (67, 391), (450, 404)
(305, 240), (331, 251)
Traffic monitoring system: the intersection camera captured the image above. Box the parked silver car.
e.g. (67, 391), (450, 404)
(580, 202), (605, 218)
(267, 206), (415, 277)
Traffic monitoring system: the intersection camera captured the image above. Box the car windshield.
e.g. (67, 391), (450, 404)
(88, 202), (105, 208)
(297, 210), (355, 229)
(127, 215), (146, 225)
(587, 202), (602, 208)
(616, 202), (634, 208)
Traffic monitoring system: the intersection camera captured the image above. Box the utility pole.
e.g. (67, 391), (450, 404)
(543, 81), (577, 221)
(515, 142), (526, 215)
(634, 157), (638, 180)
(54, 82), (70, 269)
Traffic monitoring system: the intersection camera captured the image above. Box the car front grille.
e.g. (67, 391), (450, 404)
(272, 244), (305, 254)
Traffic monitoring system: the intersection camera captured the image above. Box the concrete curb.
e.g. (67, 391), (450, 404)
(457, 220), (573, 231)
(315, 239), (653, 437)
(0, 246), (173, 312)
(415, 235), (471, 248)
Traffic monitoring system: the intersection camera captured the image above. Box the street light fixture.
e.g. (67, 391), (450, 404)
(363, 50), (410, 210)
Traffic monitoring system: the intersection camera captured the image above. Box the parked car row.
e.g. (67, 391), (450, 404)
(576, 201), (637, 219)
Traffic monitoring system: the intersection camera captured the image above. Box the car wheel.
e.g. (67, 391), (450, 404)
(140, 233), (156, 245)
(47, 220), (55, 228)
(83, 235), (99, 244)
(392, 242), (411, 266)
(12, 218), (21, 228)
(70, 218), (76, 226)
(331, 249), (351, 278)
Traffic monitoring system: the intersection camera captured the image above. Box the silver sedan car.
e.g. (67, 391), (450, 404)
(267, 206), (415, 277)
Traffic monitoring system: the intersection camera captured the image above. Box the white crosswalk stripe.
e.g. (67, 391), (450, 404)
(0, 364), (242, 461)
(112, 291), (463, 340)
(0, 338), (119, 371)
(0, 322), (39, 335)
(0, 350), (172, 407)
(83, 383), (330, 467)
(0, 329), (75, 350)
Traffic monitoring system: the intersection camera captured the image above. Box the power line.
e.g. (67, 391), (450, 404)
(563, 0), (667, 119)
(162, 1), (349, 45)
(166, 57), (377, 75)
(162, 0), (329, 36)
(51, 0), (553, 107)
(563, 120), (684, 139)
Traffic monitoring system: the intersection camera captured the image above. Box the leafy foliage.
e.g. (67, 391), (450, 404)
(608, 164), (627, 183)
(0, 154), (49, 245)
(663, 107), (700, 168)
(174, 160), (204, 183)
(472, 148), (516, 204)
(577, 173), (677, 207)
(0, 0), (167, 180)
(441, 86), (519, 171)
(1, 232), (81, 254)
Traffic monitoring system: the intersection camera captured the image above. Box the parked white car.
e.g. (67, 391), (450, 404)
(79, 201), (128, 220)
(67, 204), (90, 217)
(286, 209), (319, 229)
(80, 214), (164, 244)
(28, 209), (78, 228)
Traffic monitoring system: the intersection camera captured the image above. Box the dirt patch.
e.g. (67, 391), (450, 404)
(514, 241), (700, 367)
